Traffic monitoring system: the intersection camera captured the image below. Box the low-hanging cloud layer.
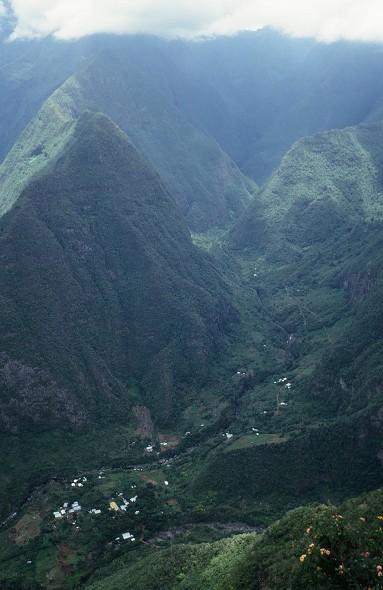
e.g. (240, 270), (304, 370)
(3, 0), (383, 43)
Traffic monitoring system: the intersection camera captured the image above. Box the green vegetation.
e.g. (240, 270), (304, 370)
(85, 534), (256, 590)
(4, 485), (379, 590)
(4, 112), (383, 556)
(1, 31), (383, 590)
(0, 469), (174, 589)
(0, 51), (256, 230)
(0, 97), (77, 217)
(231, 121), (383, 251)
(233, 488), (383, 590)
(223, 433), (288, 452)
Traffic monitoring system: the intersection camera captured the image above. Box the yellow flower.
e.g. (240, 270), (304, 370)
(300, 554), (307, 562)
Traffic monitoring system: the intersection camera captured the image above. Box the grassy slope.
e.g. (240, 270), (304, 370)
(229, 121), (383, 409)
(84, 535), (255, 590)
(0, 37), (89, 164)
(242, 40), (383, 182)
(232, 487), (383, 590)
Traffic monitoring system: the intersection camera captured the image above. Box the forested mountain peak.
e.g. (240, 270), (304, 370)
(0, 46), (256, 229)
(0, 110), (236, 433)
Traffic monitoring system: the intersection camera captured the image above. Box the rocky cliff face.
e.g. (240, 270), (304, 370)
(343, 271), (377, 306)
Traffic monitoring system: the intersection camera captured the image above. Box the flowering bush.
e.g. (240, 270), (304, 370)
(295, 506), (383, 589)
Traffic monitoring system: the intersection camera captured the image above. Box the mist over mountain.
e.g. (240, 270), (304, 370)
(0, 27), (383, 590)
(3, 30), (383, 187)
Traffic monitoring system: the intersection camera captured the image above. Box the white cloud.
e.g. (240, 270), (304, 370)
(7, 0), (383, 43)
(0, 1), (6, 17)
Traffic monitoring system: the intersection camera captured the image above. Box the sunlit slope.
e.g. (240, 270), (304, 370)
(0, 52), (256, 230)
(231, 121), (383, 251)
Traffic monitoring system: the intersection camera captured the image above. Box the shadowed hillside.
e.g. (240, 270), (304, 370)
(0, 111), (236, 432)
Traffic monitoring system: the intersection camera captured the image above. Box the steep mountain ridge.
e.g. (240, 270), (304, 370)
(0, 111), (236, 432)
(3, 32), (383, 195)
(123, 33), (383, 182)
(76, 488), (383, 590)
(230, 120), (383, 251)
(241, 40), (383, 181)
(0, 37), (92, 164)
(0, 50), (256, 230)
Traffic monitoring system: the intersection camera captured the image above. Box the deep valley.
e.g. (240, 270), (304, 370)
(0, 26), (383, 590)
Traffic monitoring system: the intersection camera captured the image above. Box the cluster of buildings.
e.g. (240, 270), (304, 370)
(53, 501), (82, 519)
(71, 476), (88, 488)
(274, 377), (292, 389)
(109, 489), (139, 513)
(115, 531), (136, 543)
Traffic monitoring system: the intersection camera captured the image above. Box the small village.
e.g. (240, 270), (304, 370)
(1, 371), (295, 589)
(49, 473), (167, 548)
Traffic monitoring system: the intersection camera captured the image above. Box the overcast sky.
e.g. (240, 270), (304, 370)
(2, 0), (383, 43)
